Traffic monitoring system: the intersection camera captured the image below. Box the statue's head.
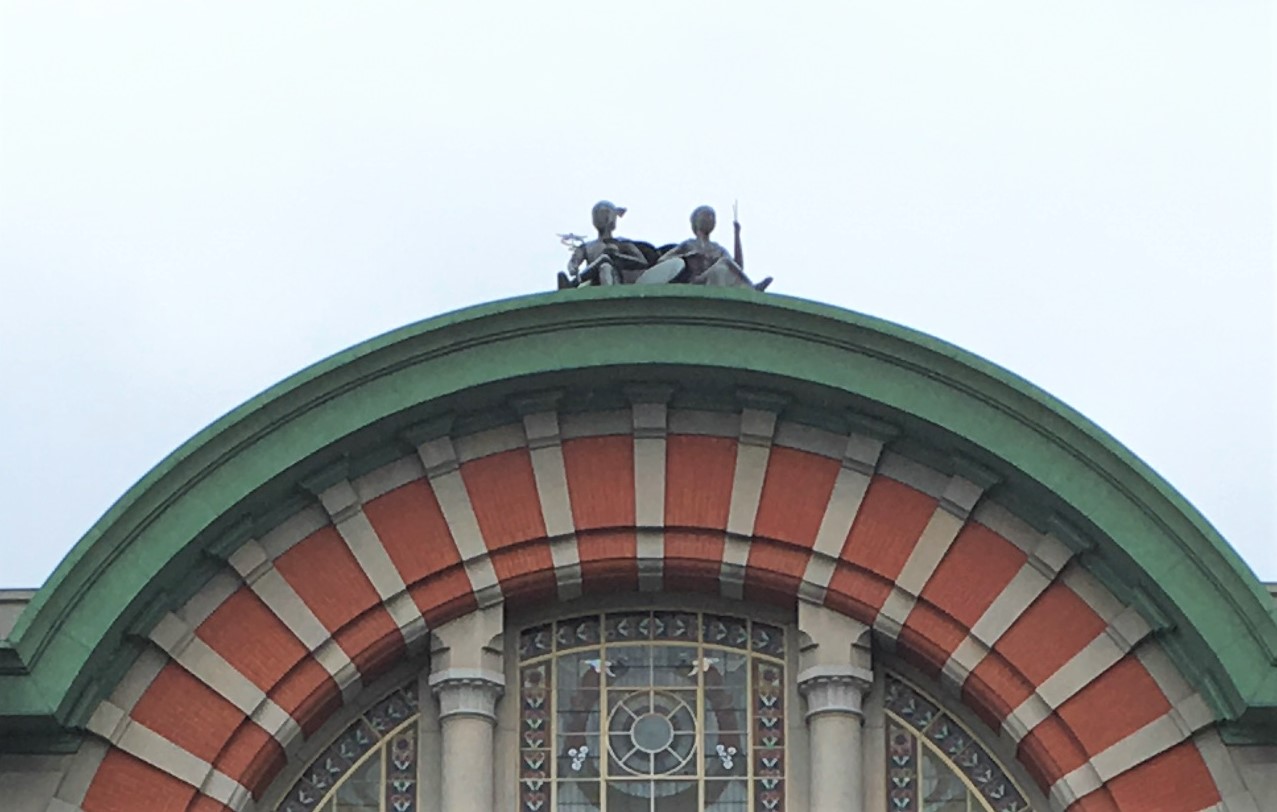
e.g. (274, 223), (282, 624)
(691, 205), (716, 236)
(592, 200), (626, 232)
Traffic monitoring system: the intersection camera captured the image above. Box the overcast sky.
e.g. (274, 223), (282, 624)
(1, 2), (1273, 591)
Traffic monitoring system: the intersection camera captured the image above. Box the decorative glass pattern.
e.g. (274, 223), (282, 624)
(519, 612), (786, 811)
(883, 674), (1035, 812)
(277, 682), (420, 812)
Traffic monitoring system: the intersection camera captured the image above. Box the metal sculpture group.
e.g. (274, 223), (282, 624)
(557, 201), (772, 292)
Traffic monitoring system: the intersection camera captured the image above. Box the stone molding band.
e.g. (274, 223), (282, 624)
(798, 664), (874, 720)
(429, 668), (505, 722)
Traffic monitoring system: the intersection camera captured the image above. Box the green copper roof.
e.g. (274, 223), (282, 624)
(3, 287), (1275, 747)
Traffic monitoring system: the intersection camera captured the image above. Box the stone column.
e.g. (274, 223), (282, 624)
(798, 602), (874, 812)
(429, 604), (504, 812)
(799, 665), (873, 812)
(431, 670), (504, 811)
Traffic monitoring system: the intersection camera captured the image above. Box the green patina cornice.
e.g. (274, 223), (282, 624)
(2, 287), (1274, 745)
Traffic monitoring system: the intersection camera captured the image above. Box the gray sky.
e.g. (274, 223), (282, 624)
(1, 2), (1273, 590)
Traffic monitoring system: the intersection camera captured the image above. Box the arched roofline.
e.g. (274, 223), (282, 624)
(1, 286), (1274, 745)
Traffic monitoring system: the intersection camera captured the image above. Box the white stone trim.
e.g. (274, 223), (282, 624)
(148, 613), (301, 747)
(634, 529), (664, 593)
(1136, 643), (1215, 737)
(1061, 565), (1128, 624)
(1001, 607), (1152, 744)
(352, 455), (426, 506)
(719, 534), (752, 600)
(971, 566), (1052, 648)
(229, 543), (328, 651)
(518, 406), (581, 601)
(1093, 714), (1191, 781)
(312, 640), (363, 703)
(1105, 605), (1153, 652)
(725, 406), (778, 537)
(940, 530), (1078, 690)
(667, 408), (738, 438)
(453, 423), (526, 464)
(892, 508), (967, 597)
(1052, 707), (1226, 809)
(85, 701), (251, 811)
(386, 590), (431, 656)
(874, 474), (988, 642)
(630, 387), (672, 592)
(548, 534), (583, 600)
(1195, 729), (1264, 812)
(258, 505), (329, 561)
(873, 588), (912, 644)
(108, 647), (167, 715)
(970, 500), (1042, 556)
(799, 431), (884, 604)
(875, 452), (949, 499)
(1136, 642), (1196, 705)
(316, 480), (420, 643)
(415, 436), (503, 608)
(316, 481), (407, 600)
(936, 474), (986, 521)
(429, 669), (505, 722)
(520, 411), (573, 538)
(175, 570), (241, 630)
(719, 401), (781, 598)
(797, 665), (874, 719)
(632, 405), (668, 528)
(43, 738), (107, 812)
(1026, 531), (1074, 580)
(1047, 759), (1102, 812)
(226, 541), (362, 704)
(772, 421), (845, 460)
(939, 636), (989, 693)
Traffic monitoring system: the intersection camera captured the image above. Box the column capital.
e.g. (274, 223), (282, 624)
(429, 668), (505, 722)
(797, 664), (874, 720)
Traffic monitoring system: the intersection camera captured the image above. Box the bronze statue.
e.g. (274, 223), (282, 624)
(556, 201), (771, 291)
(636, 205), (770, 291)
(558, 201), (654, 289)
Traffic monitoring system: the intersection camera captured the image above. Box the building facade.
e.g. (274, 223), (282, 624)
(1, 288), (1274, 811)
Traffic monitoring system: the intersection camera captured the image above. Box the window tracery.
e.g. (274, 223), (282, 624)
(518, 611), (786, 812)
(884, 674), (1035, 812)
(276, 682), (420, 812)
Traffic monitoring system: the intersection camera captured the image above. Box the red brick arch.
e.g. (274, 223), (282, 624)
(78, 422), (1225, 812)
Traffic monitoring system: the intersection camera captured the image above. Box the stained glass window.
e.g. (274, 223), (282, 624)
(518, 611), (786, 812)
(276, 682), (420, 812)
(884, 674), (1036, 812)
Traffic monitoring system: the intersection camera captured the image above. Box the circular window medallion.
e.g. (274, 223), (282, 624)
(632, 713), (674, 752)
(608, 690), (697, 775)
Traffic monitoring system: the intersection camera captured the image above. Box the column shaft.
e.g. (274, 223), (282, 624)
(431, 673), (503, 812)
(808, 710), (863, 811)
(799, 667), (873, 812)
(440, 713), (496, 809)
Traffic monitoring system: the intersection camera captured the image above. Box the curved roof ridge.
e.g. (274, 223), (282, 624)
(1, 286), (1273, 744)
